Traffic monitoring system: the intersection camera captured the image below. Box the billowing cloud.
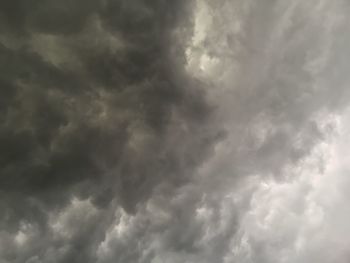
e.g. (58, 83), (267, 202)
(1, 0), (350, 262)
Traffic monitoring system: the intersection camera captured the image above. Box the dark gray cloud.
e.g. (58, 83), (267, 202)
(0, 0), (222, 262)
(2, 0), (350, 263)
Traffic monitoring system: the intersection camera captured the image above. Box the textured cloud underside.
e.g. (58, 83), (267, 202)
(1, 0), (350, 262)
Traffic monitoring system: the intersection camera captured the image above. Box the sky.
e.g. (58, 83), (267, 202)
(0, 0), (350, 262)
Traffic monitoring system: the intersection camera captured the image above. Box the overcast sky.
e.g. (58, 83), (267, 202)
(1, 0), (350, 262)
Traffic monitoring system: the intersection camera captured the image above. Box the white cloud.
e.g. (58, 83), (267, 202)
(226, 109), (350, 263)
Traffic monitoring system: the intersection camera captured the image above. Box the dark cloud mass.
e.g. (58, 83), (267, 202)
(0, 0), (221, 262)
(1, 0), (350, 263)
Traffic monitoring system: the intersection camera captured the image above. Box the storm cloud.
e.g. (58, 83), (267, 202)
(1, 0), (350, 262)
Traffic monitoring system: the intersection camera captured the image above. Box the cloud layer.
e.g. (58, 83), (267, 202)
(1, 0), (350, 262)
